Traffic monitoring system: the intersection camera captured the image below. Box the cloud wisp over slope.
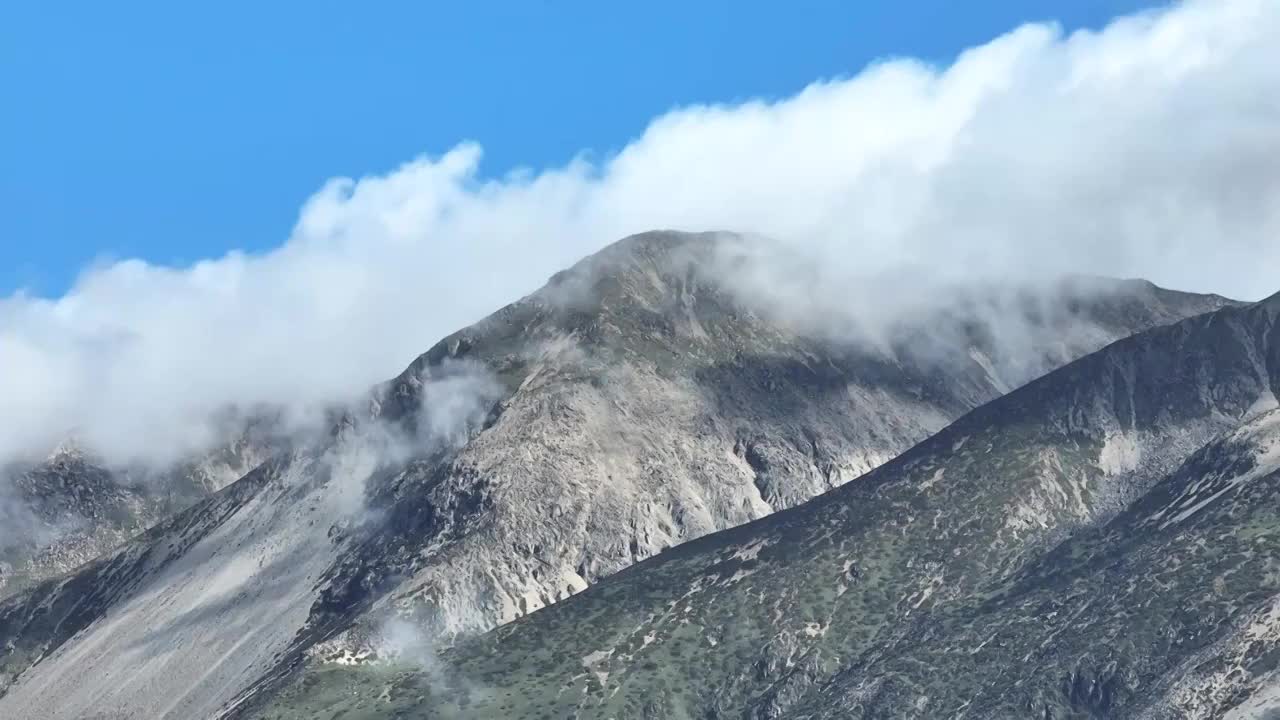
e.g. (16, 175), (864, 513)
(1, 0), (1277, 467)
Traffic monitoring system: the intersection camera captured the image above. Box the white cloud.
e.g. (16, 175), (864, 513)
(1, 0), (1278, 466)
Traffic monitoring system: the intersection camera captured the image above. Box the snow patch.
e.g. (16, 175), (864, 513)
(729, 537), (773, 562)
(1099, 432), (1142, 475)
(581, 649), (613, 688)
(1159, 411), (1280, 528)
(801, 622), (826, 638)
(919, 467), (945, 491)
(1246, 390), (1280, 421)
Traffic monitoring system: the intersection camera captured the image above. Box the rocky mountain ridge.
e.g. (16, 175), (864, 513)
(250, 275), (1280, 719)
(0, 231), (1239, 720)
(0, 422), (279, 599)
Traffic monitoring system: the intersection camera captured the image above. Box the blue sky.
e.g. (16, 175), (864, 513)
(3, 0), (1278, 465)
(1, 0), (1161, 296)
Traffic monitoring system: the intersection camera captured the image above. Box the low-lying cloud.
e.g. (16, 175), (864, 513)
(1, 0), (1278, 467)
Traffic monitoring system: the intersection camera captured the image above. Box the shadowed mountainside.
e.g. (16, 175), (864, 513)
(0, 231), (1237, 720)
(253, 288), (1280, 720)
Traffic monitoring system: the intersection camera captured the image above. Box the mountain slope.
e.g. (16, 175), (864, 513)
(251, 286), (1280, 719)
(0, 424), (277, 599)
(314, 231), (1234, 647)
(786, 406), (1280, 719)
(0, 231), (1233, 720)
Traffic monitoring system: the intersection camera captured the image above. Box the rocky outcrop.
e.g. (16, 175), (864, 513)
(250, 280), (1280, 719)
(0, 231), (1233, 720)
(0, 422), (277, 599)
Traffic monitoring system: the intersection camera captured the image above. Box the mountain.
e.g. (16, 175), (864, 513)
(0, 231), (1234, 720)
(0, 422), (278, 599)
(248, 286), (1280, 719)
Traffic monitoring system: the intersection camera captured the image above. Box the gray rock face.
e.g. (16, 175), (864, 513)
(249, 280), (1280, 719)
(0, 231), (1232, 720)
(332, 232), (1232, 645)
(0, 423), (277, 599)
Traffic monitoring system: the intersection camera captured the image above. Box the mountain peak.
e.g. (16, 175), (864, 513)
(539, 230), (741, 305)
(43, 435), (92, 465)
(1259, 288), (1280, 311)
(0, 234), (1251, 720)
(573, 228), (738, 265)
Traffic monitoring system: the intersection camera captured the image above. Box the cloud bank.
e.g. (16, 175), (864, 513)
(1, 0), (1278, 466)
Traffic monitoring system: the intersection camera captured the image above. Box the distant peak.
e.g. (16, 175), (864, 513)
(45, 435), (89, 463)
(1259, 288), (1280, 310)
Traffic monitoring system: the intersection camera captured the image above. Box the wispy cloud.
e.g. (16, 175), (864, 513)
(1, 0), (1277, 466)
